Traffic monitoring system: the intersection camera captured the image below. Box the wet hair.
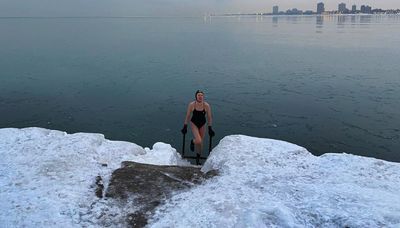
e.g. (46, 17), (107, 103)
(195, 90), (204, 100)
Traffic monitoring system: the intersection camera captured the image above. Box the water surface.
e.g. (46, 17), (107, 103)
(0, 15), (399, 161)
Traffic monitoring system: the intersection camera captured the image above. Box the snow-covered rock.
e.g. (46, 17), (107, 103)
(149, 135), (400, 227)
(0, 127), (188, 227)
(1, 128), (399, 227)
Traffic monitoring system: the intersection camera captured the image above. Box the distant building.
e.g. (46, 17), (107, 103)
(361, 5), (372, 14)
(338, 3), (347, 13)
(273, 6), (279, 15)
(352, 5), (357, 13)
(304, 10), (313, 15)
(365, 5), (372, 14)
(317, 2), (325, 14)
(361, 5), (366, 13)
(286, 8), (302, 15)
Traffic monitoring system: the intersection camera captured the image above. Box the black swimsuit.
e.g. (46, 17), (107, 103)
(191, 107), (206, 129)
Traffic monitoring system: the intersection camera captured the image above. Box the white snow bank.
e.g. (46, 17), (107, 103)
(149, 135), (400, 227)
(0, 127), (188, 227)
(1, 129), (399, 227)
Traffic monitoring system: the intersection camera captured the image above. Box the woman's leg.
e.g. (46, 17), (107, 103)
(198, 125), (207, 155)
(190, 123), (203, 154)
(199, 125), (206, 151)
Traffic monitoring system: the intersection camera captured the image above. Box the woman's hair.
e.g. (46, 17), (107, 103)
(195, 90), (204, 99)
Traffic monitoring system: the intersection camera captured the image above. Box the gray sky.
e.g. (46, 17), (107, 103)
(0, 0), (399, 17)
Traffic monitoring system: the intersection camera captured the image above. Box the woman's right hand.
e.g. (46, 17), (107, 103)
(181, 124), (188, 134)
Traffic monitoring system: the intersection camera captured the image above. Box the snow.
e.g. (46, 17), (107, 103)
(1, 128), (400, 227)
(0, 127), (188, 227)
(149, 135), (400, 227)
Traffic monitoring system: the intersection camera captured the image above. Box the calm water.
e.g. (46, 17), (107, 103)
(1, 15), (399, 162)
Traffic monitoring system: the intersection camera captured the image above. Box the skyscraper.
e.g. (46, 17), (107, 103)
(352, 5), (357, 13)
(338, 3), (347, 13)
(360, 5), (372, 14)
(361, 5), (366, 13)
(317, 2), (325, 14)
(273, 6), (279, 15)
(365, 5), (372, 14)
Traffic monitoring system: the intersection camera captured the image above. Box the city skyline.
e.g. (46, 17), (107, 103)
(266, 2), (392, 15)
(267, 1), (400, 12)
(1, 0), (400, 17)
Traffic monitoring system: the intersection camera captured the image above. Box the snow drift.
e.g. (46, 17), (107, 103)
(1, 128), (399, 227)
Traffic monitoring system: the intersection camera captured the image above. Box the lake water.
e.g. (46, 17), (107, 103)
(1, 15), (399, 162)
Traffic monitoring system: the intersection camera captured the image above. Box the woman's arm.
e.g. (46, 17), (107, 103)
(184, 102), (193, 125)
(206, 103), (213, 126)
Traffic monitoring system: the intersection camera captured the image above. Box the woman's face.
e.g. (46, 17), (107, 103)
(196, 93), (204, 102)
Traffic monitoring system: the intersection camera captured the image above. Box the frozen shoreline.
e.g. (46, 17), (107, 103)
(1, 127), (399, 227)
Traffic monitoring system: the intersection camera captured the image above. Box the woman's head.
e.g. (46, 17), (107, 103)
(195, 90), (204, 102)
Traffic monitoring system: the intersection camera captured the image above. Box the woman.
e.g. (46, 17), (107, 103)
(181, 90), (215, 162)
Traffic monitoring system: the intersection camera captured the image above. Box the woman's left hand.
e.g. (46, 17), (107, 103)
(208, 126), (215, 137)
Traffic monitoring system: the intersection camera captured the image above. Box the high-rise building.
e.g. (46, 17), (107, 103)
(352, 5), (357, 13)
(361, 5), (366, 13)
(338, 3), (347, 13)
(365, 5), (372, 14)
(360, 5), (372, 14)
(317, 2), (325, 14)
(273, 6), (279, 15)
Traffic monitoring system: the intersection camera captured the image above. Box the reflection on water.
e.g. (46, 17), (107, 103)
(316, 16), (323, 33)
(316, 16), (324, 26)
(360, 15), (372, 24)
(351, 15), (356, 24)
(286, 16), (300, 24)
(268, 15), (386, 34)
(337, 15), (346, 25)
(266, 14), (388, 31)
(272, 16), (278, 27)
(337, 15), (346, 31)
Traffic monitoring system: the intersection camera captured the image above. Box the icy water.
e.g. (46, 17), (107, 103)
(0, 15), (399, 162)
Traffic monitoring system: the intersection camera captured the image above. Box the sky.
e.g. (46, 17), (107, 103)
(0, 0), (399, 17)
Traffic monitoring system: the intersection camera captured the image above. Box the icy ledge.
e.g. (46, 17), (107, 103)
(149, 135), (400, 227)
(1, 127), (400, 227)
(0, 127), (189, 227)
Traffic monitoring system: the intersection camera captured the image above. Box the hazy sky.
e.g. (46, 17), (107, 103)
(1, 0), (399, 17)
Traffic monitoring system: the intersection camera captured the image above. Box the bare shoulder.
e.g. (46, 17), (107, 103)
(188, 101), (195, 109)
(204, 102), (211, 109)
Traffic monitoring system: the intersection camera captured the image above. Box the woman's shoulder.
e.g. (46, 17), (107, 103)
(188, 101), (195, 108)
(204, 102), (211, 109)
